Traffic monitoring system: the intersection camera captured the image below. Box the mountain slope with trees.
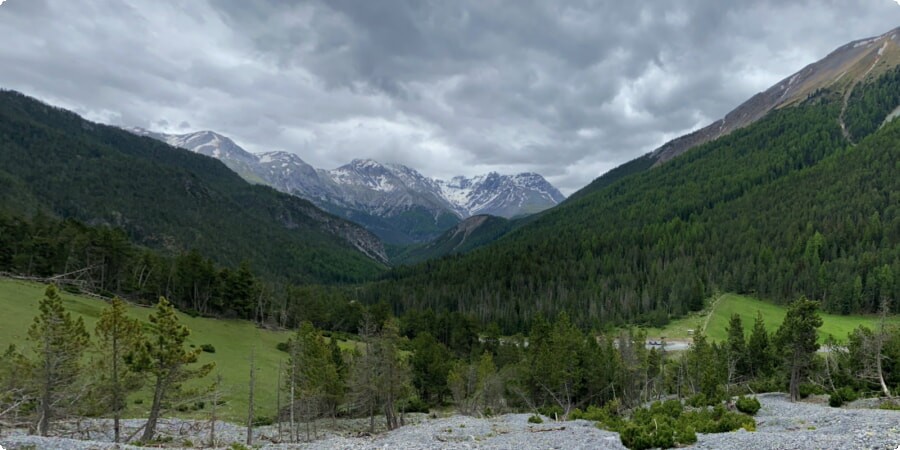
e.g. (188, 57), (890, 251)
(0, 90), (387, 284)
(365, 65), (900, 333)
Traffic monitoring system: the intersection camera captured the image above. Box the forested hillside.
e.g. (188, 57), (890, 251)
(366, 71), (900, 333)
(0, 91), (386, 284)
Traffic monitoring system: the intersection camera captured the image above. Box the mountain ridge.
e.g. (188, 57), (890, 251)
(127, 127), (565, 244)
(0, 90), (387, 283)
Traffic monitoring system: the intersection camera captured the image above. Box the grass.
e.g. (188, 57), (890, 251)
(642, 293), (899, 344)
(0, 278), (359, 422)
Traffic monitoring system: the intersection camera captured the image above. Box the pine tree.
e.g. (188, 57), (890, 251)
(775, 297), (823, 401)
(95, 297), (145, 443)
(135, 297), (214, 441)
(27, 285), (90, 436)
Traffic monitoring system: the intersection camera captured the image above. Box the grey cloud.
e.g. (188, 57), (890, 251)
(0, 0), (899, 194)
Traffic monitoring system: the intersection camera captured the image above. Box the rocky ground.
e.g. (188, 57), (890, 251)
(1, 394), (898, 449)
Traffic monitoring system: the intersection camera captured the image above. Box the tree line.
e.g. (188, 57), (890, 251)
(4, 287), (897, 449)
(0, 212), (375, 331)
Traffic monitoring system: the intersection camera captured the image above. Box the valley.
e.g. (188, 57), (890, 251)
(0, 6), (899, 450)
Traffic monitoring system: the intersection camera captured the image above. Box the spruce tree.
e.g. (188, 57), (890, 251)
(725, 314), (748, 381)
(27, 285), (90, 436)
(747, 311), (773, 377)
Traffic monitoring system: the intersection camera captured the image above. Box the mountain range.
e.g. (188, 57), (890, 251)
(126, 127), (565, 244)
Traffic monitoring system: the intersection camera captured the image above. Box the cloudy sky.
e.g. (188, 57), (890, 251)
(1, 1), (898, 194)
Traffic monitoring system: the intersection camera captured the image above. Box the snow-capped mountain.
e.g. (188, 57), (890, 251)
(127, 127), (566, 243)
(439, 172), (566, 218)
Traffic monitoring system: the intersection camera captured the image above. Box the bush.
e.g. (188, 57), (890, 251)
(200, 344), (216, 353)
(829, 387), (859, 407)
(570, 405), (608, 421)
(401, 396), (430, 414)
(612, 401), (755, 449)
(735, 396), (761, 415)
(276, 341), (290, 352)
(538, 404), (563, 419)
(253, 416), (274, 426)
(528, 414), (544, 424)
(799, 383), (824, 399)
(687, 393), (707, 408)
(747, 376), (782, 394)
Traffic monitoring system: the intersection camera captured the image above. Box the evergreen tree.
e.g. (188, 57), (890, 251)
(775, 297), (823, 401)
(135, 297), (214, 441)
(285, 322), (337, 441)
(94, 297), (145, 443)
(373, 317), (410, 430)
(725, 314), (748, 381)
(410, 332), (452, 404)
(747, 311), (773, 378)
(27, 285), (90, 436)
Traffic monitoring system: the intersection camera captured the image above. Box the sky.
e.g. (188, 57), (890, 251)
(1, 1), (899, 195)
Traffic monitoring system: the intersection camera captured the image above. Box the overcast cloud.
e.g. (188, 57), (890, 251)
(1, 1), (898, 194)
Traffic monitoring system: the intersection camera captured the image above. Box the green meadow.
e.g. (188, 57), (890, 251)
(642, 293), (899, 343)
(0, 278), (358, 422)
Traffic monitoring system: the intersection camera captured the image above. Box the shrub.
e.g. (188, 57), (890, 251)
(687, 393), (706, 407)
(747, 376), (782, 394)
(830, 387), (858, 407)
(528, 414), (544, 424)
(674, 425), (697, 445)
(253, 416), (274, 426)
(613, 401), (756, 449)
(799, 383), (823, 399)
(538, 405), (563, 419)
(735, 396), (761, 415)
(200, 344), (216, 353)
(401, 396), (430, 414)
(828, 394), (844, 408)
(570, 405), (608, 422)
(276, 341), (290, 352)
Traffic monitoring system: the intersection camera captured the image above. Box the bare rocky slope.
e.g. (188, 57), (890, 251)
(651, 26), (900, 164)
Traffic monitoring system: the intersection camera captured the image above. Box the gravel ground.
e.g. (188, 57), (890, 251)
(690, 393), (900, 450)
(273, 414), (626, 450)
(2, 394), (899, 449)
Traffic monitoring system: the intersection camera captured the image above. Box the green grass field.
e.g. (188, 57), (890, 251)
(642, 293), (899, 344)
(0, 278), (358, 422)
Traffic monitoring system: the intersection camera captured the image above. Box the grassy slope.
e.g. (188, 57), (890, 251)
(642, 293), (899, 344)
(0, 278), (357, 422)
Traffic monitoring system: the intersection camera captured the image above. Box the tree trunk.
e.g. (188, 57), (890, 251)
(276, 360), (282, 441)
(141, 376), (165, 442)
(112, 327), (121, 443)
(789, 365), (800, 402)
(247, 349), (256, 446)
